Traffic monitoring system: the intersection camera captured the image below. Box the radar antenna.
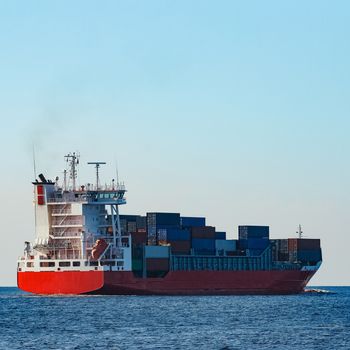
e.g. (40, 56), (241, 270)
(87, 161), (106, 190)
(64, 152), (80, 191)
(297, 224), (303, 239)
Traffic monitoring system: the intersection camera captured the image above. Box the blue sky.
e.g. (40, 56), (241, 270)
(0, 1), (349, 285)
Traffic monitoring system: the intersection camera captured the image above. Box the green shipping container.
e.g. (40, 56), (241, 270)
(132, 259), (143, 271)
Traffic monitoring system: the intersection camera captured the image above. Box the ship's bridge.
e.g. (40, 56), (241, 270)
(86, 187), (126, 205)
(48, 185), (127, 205)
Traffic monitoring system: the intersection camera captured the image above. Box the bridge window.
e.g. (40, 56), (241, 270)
(40, 262), (55, 267)
(26, 262), (34, 268)
(59, 261), (71, 267)
(73, 261), (80, 267)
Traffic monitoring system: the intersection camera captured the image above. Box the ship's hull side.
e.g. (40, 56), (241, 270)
(94, 270), (316, 295)
(18, 269), (316, 295)
(17, 271), (104, 295)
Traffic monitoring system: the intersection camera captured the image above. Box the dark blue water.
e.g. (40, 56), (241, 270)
(0, 287), (349, 350)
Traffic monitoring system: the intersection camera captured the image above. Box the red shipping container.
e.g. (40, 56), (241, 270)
(170, 241), (191, 251)
(146, 258), (169, 271)
(191, 226), (216, 239)
(131, 231), (147, 245)
(170, 240), (191, 253)
(288, 239), (320, 251)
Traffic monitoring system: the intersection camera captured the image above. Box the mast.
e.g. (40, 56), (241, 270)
(65, 152), (79, 191)
(297, 224), (303, 239)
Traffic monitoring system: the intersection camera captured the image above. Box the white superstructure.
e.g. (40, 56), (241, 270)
(18, 153), (132, 274)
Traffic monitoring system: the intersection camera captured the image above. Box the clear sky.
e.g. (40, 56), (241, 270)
(0, 1), (349, 286)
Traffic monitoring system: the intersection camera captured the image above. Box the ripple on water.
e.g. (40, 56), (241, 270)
(0, 287), (349, 350)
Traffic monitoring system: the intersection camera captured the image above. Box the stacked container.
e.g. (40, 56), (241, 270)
(131, 229), (147, 246)
(271, 239), (289, 261)
(288, 239), (321, 263)
(131, 245), (144, 277)
(215, 231), (226, 240)
(144, 245), (170, 277)
(130, 229), (147, 277)
(147, 212), (180, 245)
(215, 239), (236, 256)
(238, 225), (269, 240)
(163, 228), (191, 255)
(120, 215), (139, 234)
(191, 226), (216, 255)
(136, 216), (147, 230)
(181, 216), (206, 228)
(238, 225), (270, 256)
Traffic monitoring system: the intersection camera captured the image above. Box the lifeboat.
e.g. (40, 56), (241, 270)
(91, 239), (108, 260)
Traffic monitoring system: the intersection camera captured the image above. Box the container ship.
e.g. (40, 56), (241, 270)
(17, 153), (322, 295)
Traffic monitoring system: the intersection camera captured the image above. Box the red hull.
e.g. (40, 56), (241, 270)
(18, 270), (315, 295)
(17, 271), (104, 295)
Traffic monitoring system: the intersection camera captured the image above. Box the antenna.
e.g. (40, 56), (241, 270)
(64, 152), (80, 190)
(297, 224), (303, 239)
(115, 159), (119, 185)
(32, 144), (37, 230)
(32, 144), (37, 180)
(87, 161), (106, 190)
(63, 169), (67, 191)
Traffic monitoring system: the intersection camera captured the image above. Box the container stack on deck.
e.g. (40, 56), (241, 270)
(288, 239), (322, 263)
(144, 246), (170, 277)
(119, 215), (147, 276)
(164, 228), (192, 255)
(215, 239), (236, 256)
(271, 239), (289, 261)
(147, 212), (181, 245)
(117, 211), (321, 275)
(191, 226), (216, 255)
(238, 225), (270, 256)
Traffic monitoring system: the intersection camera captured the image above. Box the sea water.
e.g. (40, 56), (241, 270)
(0, 287), (349, 349)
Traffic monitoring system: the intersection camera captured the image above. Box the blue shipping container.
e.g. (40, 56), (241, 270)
(192, 238), (215, 250)
(238, 226), (269, 240)
(215, 239), (236, 251)
(215, 231), (226, 240)
(166, 228), (191, 241)
(181, 217), (206, 227)
(147, 213), (180, 226)
(297, 249), (322, 262)
(239, 238), (269, 250)
(152, 224), (181, 230)
(193, 249), (216, 256)
(120, 214), (140, 222)
(247, 249), (264, 256)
